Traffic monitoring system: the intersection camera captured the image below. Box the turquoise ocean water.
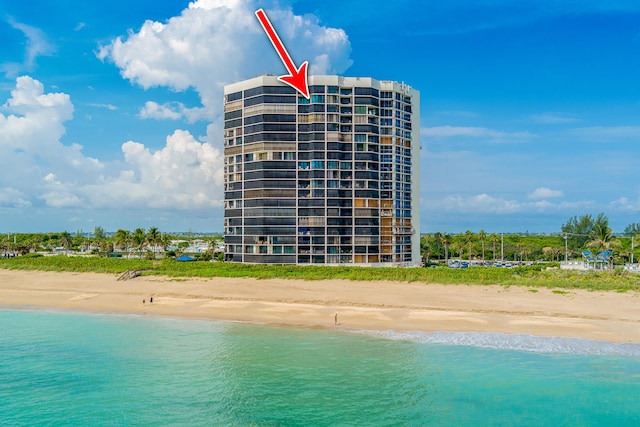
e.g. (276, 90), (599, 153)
(1, 308), (639, 426)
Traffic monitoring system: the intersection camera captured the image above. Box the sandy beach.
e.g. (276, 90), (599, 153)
(1, 269), (639, 343)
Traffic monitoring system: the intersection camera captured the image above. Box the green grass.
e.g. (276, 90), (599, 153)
(2, 255), (640, 293)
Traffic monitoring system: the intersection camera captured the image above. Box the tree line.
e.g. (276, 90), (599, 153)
(422, 214), (640, 267)
(1, 226), (223, 260)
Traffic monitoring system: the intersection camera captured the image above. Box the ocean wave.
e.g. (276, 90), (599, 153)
(351, 329), (640, 357)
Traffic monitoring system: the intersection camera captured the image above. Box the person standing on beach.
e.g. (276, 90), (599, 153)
(334, 313), (338, 326)
(150, 297), (153, 304)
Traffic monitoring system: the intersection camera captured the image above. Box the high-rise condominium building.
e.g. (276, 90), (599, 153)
(223, 75), (420, 266)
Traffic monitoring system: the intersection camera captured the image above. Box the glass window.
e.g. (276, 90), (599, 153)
(226, 91), (242, 102)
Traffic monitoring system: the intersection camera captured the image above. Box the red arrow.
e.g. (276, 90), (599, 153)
(255, 8), (310, 99)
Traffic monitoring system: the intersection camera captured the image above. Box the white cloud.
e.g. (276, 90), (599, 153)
(3, 18), (55, 75)
(439, 193), (523, 214)
(97, 0), (352, 125)
(0, 187), (31, 208)
(422, 125), (536, 144)
(610, 197), (640, 212)
(2, 1), (354, 228)
(565, 126), (640, 142)
(88, 103), (118, 111)
(528, 187), (564, 199)
(0, 76), (223, 211)
(529, 112), (579, 124)
(435, 192), (593, 215)
(139, 101), (207, 123)
(84, 130), (225, 210)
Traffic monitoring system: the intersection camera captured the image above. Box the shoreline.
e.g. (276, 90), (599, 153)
(1, 269), (639, 343)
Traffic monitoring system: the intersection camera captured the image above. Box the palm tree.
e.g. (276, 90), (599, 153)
(465, 230), (473, 261)
(114, 229), (132, 256)
(29, 234), (42, 253)
(489, 234), (499, 262)
(516, 241), (524, 262)
(146, 227), (161, 255)
(420, 234), (431, 265)
(59, 232), (73, 255)
(478, 230), (487, 262)
(441, 234), (451, 263)
(132, 228), (146, 257)
(434, 232), (443, 261)
(586, 224), (620, 270)
(452, 237), (465, 261)
(160, 233), (171, 253)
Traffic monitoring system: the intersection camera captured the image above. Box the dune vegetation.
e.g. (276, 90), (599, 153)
(2, 254), (640, 293)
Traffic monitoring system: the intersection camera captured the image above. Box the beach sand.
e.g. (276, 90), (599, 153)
(1, 269), (639, 343)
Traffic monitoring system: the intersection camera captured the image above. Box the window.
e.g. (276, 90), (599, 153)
(226, 91), (242, 102)
(355, 87), (379, 97)
(311, 95), (325, 103)
(244, 95), (296, 107)
(244, 86), (296, 97)
(355, 106), (367, 114)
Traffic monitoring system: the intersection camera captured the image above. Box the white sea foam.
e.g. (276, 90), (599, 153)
(351, 329), (640, 357)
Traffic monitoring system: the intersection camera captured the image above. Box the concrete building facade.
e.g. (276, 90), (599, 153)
(223, 75), (420, 266)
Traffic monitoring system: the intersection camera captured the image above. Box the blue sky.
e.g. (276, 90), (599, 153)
(1, 0), (639, 234)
